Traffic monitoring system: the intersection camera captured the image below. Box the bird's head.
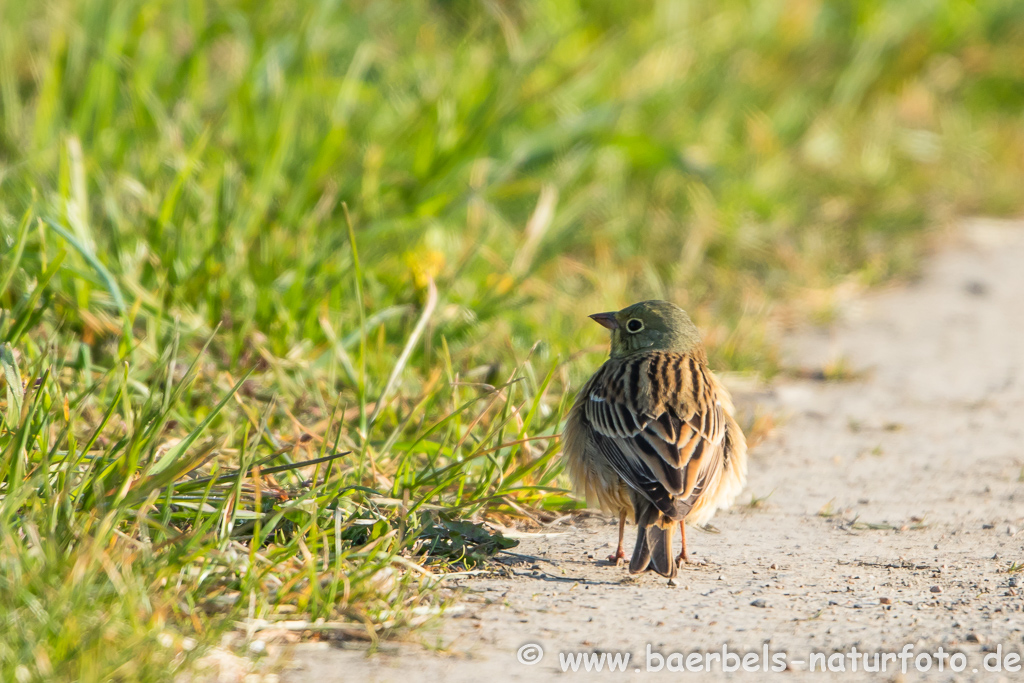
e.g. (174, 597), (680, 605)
(589, 300), (703, 359)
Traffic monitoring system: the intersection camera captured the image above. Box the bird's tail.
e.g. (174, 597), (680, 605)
(629, 499), (677, 578)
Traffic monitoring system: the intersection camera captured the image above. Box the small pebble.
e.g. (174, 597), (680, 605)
(879, 597), (892, 605)
(930, 585), (942, 593)
(966, 633), (985, 644)
(750, 599), (767, 608)
(964, 280), (988, 296)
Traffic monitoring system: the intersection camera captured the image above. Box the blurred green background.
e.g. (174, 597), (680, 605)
(1, 0), (1023, 679)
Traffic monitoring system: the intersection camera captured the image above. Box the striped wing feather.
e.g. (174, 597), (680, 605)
(582, 351), (726, 518)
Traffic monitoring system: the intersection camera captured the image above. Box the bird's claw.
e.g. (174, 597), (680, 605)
(606, 549), (626, 565)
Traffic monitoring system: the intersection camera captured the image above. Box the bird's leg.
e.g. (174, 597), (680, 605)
(676, 520), (690, 566)
(606, 510), (627, 564)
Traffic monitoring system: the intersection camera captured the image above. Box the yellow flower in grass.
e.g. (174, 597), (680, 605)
(405, 248), (445, 289)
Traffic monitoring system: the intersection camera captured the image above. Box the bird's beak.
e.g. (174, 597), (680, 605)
(589, 312), (619, 330)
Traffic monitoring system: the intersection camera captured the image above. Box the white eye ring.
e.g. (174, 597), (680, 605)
(625, 318), (644, 333)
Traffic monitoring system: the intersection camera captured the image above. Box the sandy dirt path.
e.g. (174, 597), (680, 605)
(285, 220), (1024, 682)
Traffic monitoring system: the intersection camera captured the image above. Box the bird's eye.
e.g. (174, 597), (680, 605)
(626, 318), (644, 333)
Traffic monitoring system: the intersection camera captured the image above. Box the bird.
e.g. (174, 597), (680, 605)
(562, 300), (747, 579)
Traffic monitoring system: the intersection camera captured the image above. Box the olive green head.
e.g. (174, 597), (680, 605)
(589, 300), (702, 358)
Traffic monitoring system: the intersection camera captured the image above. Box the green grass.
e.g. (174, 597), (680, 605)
(2, 0), (1024, 679)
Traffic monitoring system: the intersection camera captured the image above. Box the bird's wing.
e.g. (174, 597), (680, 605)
(583, 351), (727, 516)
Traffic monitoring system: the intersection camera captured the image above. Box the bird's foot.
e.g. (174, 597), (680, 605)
(606, 548), (626, 566)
